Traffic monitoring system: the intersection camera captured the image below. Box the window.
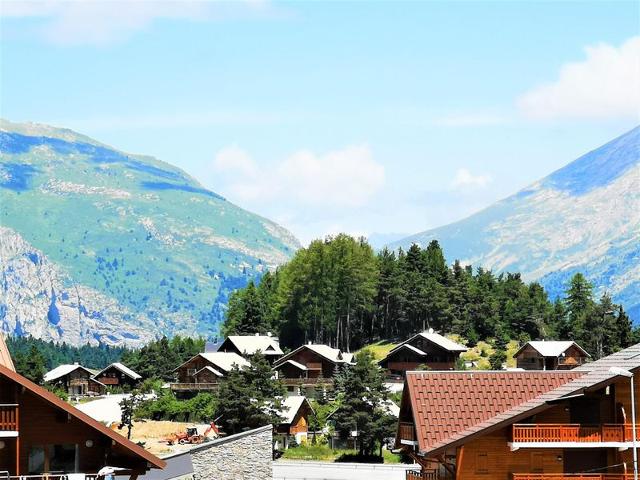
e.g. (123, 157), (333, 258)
(475, 452), (488, 474)
(28, 444), (78, 474)
(531, 452), (544, 473)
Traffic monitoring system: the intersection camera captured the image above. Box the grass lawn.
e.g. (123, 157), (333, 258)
(282, 444), (402, 463)
(358, 340), (398, 361)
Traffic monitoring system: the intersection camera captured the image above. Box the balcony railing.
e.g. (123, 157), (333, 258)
(512, 475), (634, 480)
(169, 382), (219, 391)
(0, 404), (18, 431)
(279, 377), (334, 385)
(512, 424), (640, 443)
(406, 470), (441, 480)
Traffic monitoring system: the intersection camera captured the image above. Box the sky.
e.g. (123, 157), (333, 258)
(1, 0), (639, 245)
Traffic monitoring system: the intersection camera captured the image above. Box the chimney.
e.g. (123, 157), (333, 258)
(428, 328), (434, 334)
(267, 332), (272, 337)
(255, 332), (259, 336)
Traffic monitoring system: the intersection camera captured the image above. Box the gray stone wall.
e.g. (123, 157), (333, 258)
(190, 424), (272, 480)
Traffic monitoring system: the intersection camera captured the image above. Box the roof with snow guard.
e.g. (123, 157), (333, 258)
(405, 341), (640, 457)
(44, 363), (98, 382)
(274, 344), (354, 367)
(220, 335), (284, 356)
(174, 352), (251, 373)
(514, 340), (590, 358)
(95, 362), (142, 380)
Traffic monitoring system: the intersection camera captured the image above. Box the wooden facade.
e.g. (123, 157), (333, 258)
(515, 343), (590, 371)
(47, 368), (105, 397)
(379, 332), (467, 377)
(93, 365), (140, 389)
(397, 371), (640, 480)
(0, 364), (164, 478)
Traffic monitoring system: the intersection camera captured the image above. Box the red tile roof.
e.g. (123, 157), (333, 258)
(405, 370), (585, 454)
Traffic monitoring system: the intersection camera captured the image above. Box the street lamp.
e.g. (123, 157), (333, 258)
(610, 367), (638, 480)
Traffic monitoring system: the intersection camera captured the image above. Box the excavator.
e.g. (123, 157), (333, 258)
(164, 421), (221, 445)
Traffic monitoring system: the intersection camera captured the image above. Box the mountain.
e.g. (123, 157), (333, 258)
(0, 120), (300, 346)
(391, 126), (640, 321)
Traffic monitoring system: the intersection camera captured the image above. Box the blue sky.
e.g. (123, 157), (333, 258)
(2, 1), (639, 244)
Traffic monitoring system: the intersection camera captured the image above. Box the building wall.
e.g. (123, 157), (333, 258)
(456, 428), (564, 479)
(0, 386), (147, 475)
(284, 349), (336, 378)
(189, 424), (272, 480)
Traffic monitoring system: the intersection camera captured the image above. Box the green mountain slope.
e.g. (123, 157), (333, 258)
(0, 120), (299, 345)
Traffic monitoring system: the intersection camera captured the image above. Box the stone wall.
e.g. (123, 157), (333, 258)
(190, 424), (272, 480)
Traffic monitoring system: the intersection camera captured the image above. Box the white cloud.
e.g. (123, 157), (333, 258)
(450, 168), (492, 190)
(518, 36), (640, 120)
(212, 144), (385, 209)
(1, 0), (282, 46)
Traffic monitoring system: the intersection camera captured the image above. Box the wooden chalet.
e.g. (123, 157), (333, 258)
(273, 396), (314, 449)
(396, 342), (640, 479)
(92, 363), (141, 389)
(214, 334), (283, 363)
(43, 364), (105, 397)
(514, 341), (591, 370)
(0, 335), (165, 479)
(170, 352), (250, 395)
(272, 344), (354, 398)
(379, 329), (468, 377)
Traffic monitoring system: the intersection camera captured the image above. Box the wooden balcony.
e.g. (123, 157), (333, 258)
(512, 475), (634, 480)
(279, 377), (334, 386)
(0, 404), (18, 432)
(169, 382), (219, 391)
(512, 424), (640, 444)
(406, 470), (440, 480)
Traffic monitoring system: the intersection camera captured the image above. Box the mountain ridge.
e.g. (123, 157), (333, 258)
(391, 126), (640, 321)
(0, 120), (300, 345)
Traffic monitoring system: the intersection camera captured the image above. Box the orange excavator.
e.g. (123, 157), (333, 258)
(164, 421), (221, 445)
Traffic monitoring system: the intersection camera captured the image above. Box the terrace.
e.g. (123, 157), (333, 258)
(510, 424), (640, 449)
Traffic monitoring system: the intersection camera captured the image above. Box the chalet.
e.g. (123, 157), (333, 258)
(93, 363), (142, 389)
(0, 335), (165, 478)
(215, 334), (283, 363)
(379, 329), (468, 376)
(396, 343), (640, 480)
(272, 344), (354, 398)
(170, 352), (250, 395)
(273, 396), (314, 450)
(514, 340), (590, 370)
(43, 364), (105, 397)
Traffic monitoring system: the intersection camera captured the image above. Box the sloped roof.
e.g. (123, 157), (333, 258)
(280, 395), (314, 425)
(44, 363), (96, 382)
(515, 340), (591, 358)
(274, 344), (355, 368)
(194, 365), (224, 377)
(384, 330), (467, 362)
(276, 359), (308, 371)
(0, 334), (15, 372)
(405, 370), (584, 454)
(407, 342), (640, 457)
(0, 363), (165, 469)
(223, 335), (284, 356)
(95, 362), (142, 380)
(174, 352), (250, 373)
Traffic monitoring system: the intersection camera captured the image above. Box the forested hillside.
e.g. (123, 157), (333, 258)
(223, 234), (635, 359)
